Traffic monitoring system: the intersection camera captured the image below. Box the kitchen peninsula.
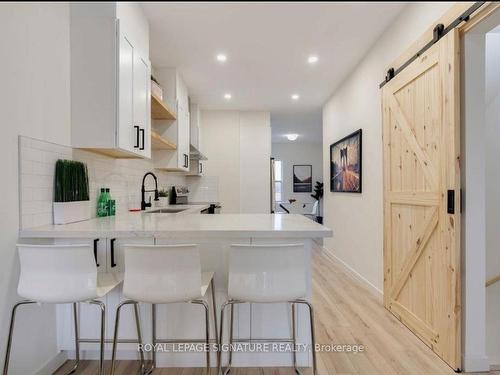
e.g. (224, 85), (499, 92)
(19, 211), (332, 368)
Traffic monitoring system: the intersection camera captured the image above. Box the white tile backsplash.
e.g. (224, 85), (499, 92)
(19, 136), (219, 229)
(19, 136), (72, 229)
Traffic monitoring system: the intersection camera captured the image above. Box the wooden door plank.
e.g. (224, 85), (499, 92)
(390, 207), (439, 299)
(387, 192), (440, 206)
(388, 95), (439, 189)
(389, 300), (439, 346)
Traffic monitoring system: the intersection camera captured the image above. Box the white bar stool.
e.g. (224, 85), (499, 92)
(3, 244), (123, 375)
(218, 243), (317, 375)
(110, 244), (218, 375)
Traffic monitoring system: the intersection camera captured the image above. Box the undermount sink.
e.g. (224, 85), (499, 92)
(145, 208), (187, 214)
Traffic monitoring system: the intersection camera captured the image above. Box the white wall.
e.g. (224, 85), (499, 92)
(485, 31), (500, 366)
(201, 110), (271, 214)
(200, 111), (241, 213)
(322, 2), (453, 294)
(0, 3), (71, 374)
(272, 142), (323, 214)
(240, 112), (272, 214)
(463, 31), (488, 373)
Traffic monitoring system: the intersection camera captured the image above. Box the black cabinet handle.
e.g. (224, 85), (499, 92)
(140, 128), (145, 150)
(134, 126), (140, 148)
(199, 162), (203, 174)
(110, 238), (117, 268)
(93, 239), (100, 267)
(183, 154), (189, 168)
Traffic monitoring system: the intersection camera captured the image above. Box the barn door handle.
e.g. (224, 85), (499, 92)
(447, 190), (455, 214)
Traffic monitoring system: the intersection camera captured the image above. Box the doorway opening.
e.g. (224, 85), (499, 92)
(270, 111), (323, 222)
(462, 6), (500, 372)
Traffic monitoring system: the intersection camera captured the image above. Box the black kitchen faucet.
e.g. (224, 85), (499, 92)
(141, 172), (159, 210)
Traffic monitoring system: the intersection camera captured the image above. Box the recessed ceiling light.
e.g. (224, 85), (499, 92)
(308, 55), (319, 64)
(291, 94), (300, 101)
(286, 134), (299, 141)
(216, 54), (227, 62)
(224, 93), (232, 100)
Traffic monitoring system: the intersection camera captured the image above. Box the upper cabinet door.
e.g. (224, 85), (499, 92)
(133, 54), (151, 158)
(117, 32), (135, 153)
(70, 3), (151, 159)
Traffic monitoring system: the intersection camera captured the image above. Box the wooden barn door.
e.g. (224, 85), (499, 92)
(382, 30), (461, 370)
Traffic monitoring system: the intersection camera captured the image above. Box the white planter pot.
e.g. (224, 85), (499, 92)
(53, 201), (91, 225)
(156, 197), (170, 207)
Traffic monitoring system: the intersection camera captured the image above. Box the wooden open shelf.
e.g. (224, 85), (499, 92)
(151, 130), (176, 150)
(151, 94), (176, 120)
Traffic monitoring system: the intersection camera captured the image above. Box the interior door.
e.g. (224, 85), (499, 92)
(382, 30), (461, 370)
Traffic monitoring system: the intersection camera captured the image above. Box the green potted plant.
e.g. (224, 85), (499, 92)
(310, 181), (324, 224)
(53, 159), (90, 224)
(157, 189), (169, 207)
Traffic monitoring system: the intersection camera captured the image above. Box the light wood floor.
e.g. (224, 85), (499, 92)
(55, 245), (498, 375)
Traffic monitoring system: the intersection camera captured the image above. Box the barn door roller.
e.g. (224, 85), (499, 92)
(380, 2), (485, 88)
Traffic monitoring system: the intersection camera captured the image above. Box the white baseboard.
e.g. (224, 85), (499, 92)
(462, 354), (490, 372)
(320, 246), (383, 299)
(34, 351), (67, 375)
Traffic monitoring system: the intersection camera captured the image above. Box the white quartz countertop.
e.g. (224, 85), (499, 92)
(19, 206), (333, 239)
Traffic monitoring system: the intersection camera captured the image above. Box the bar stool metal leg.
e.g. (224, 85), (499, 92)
(210, 279), (219, 347)
(291, 302), (300, 375)
(87, 300), (105, 375)
(294, 300), (317, 375)
(218, 300), (238, 375)
(111, 300), (125, 375)
(133, 302), (147, 374)
(210, 279), (219, 370)
(111, 300), (152, 375)
(2, 300), (36, 375)
(192, 300), (210, 373)
(218, 301), (228, 375)
(62, 303), (80, 375)
(151, 304), (157, 372)
(224, 303), (234, 375)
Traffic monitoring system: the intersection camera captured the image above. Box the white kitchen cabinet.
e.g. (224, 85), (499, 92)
(186, 103), (207, 176)
(153, 69), (191, 171)
(70, 3), (151, 159)
(187, 160), (204, 176)
(189, 103), (201, 151)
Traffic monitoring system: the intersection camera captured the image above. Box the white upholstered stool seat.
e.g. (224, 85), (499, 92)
(3, 244), (121, 375)
(110, 244), (218, 375)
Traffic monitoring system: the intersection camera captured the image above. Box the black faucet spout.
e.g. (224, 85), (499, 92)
(141, 172), (159, 210)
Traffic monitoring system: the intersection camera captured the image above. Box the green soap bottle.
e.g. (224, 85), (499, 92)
(97, 188), (108, 217)
(105, 188), (115, 216)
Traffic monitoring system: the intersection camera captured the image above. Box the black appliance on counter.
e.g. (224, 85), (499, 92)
(200, 204), (222, 214)
(171, 185), (221, 214)
(170, 186), (189, 205)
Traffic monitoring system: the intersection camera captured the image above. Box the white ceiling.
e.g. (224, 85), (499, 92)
(142, 2), (406, 113)
(271, 111), (322, 143)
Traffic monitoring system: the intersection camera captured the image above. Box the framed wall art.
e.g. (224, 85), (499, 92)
(330, 129), (362, 193)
